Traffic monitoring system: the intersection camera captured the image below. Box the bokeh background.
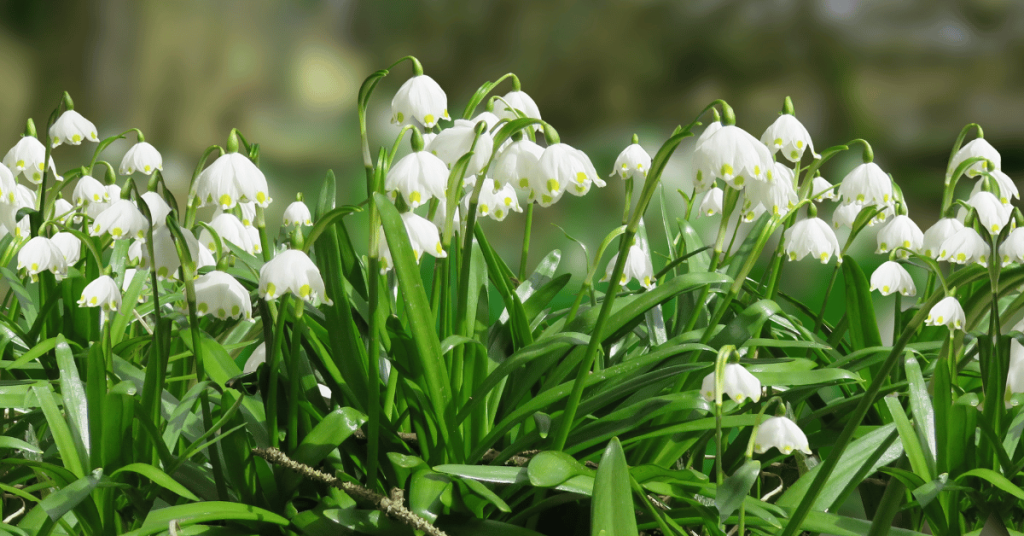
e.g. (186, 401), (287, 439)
(3, 0), (1023, 329)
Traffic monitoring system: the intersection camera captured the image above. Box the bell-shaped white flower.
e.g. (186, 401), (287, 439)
(72, 176), (109, 207)
(811, 176), (837, 202)
(948, 138), (1000, 180)
(282, 200), (312, 227)
(427, 119), (494, 177)
(601, 244), (656, 290)
(925, 296), (966, 331)
(760, 114), (819, 163)
(1005, 339), (1024, 409)
(0, 184), (35, 238)
(135, 226), (215, 280)
(492, 139), (543, 193)
(470, 179), (521, 221)
(700, 363), (762, 404)
(693, 124), (773, 189)
(200, 213), (260, 255)
(3, 136), (59, 184)
(391, 75), (449, 129)
(0, 162), (16, 204)
(52, 198), (77, 225)
(922, 218), (964, 258)
(838, 162), (892, 206)
(78, 275), (121, 311)
(869, 261), (916, 297)
(742, 162), (798, 219)
(90, 199), (148, 240)
(51, 232), (82, 266)
(969, 170), (1018, 205)
(196, 152), (272, 209)
(384, 150), (448, 209)
(49, 110), (99, 148)
(193, 271), (253, 321)
(17, 237), (68, 281)
(493, 90), (542, 127)
(937, 227), (989, 266)
(1000, 228), (1024, 266)
(965, 190), (1011, 234)
(700, 187), (724, 217)
(692, 121), (723, 193)
(527, 144), (605, 206)
(754, 416), (812, 455)
(214, 201), (257, 228)
(610, 144), (651, 180)
(141, 192), (172, 228)
(259, 249), (332, 305)
(784, 217), (841, 264)
(243, 342), (267, 374)
(402, 211), (446, 262)
(832, 202), (862, 230)
(119, 141), (163, 175)
(876, 215), (923, 258)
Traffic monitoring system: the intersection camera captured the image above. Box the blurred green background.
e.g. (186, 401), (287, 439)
(3, 0), (1023, 329)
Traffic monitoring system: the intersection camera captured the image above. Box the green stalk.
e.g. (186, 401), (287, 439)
(518, 203), (534, 280)
(266, 295), (291, 449)
(287, 303), (307, 452)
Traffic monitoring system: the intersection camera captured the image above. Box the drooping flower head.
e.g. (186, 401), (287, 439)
(3, 136), (59, 184)
(963, 190), (1011, 234)
(810, 175), (837, 202)
(742, 162), (798, 220)
(391, 75), (449, 128)
(120, 141), (163, 175)
(693, 124), (773, 190)
(602, 244), (656, 290)
(17, 237), (68, 281)
(527, 143), (605, 206)
(754, 416), (812, 455)
(384, 150), (449, 210)
(838, 162), (892, 207)
(141, 192), (172, 228)
(760, 113), (818, 163)
(925, 296), (966, 331)
(282, 200), (313, 227)
(492, 139), (543, 193)
(610, 143), (651, 180)
(493, 90), (542, 127)
(0, 162), (16, 204)
(51, 232), (82, 266)
(876, 215), (923, 258)
(869, 261), (916, 297)
(700, 363), (762, 404)
(196, 152), (271, 209)
(784, 217), (841, 264)
(700, 187), (724, 217)
(78, 276), (122, 312)
(937, 227), (988, 266)
(426, 119), (494, 177)
(948, 138), (1000, 180)
(922, 218), (964, 258)
(1000, 228), (1024, 266)
(72, 176), (109, 207)
(49, 110), (99, 148)
(200, 213), (261, 255)
(468, 179), (522, 222)
(970, 170), (1018, 205)
(193, 271), (253, 321)
(259, 249), (332, 305)
(90, 199), (149, 241)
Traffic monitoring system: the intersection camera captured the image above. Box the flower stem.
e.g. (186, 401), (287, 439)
(518, 203), (534, 280)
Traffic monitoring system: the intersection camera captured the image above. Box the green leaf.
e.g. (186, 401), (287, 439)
(0, 435), (42, 454)
(750, 368), (861, 387)
(54, 335), (90, 466)
(40, 468), (101, 521)
(434, 464), (528, 485)
(591, 437), (638, 536)
(122, 502), (289, 536)
(956, 468), (1024, 500)
(111, 464), (200, 501)
(885, 395), (934, 481)
(32, 383), (86, 478)
(904, 356), (936, 469)
(283, 407), (367, 494)
(0, 336), (59, 370)
(842, 256), (883, 349)
(716, 460), (760, 522)
(458, 477), (512, 513)
(388, 453), (429, 490)
(303, 203), (362, 253)
(409, 468), (452, 524)
(528, 451), (591, 488)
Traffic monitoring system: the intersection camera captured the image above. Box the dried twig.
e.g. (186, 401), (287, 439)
(252, 447), (448, 536)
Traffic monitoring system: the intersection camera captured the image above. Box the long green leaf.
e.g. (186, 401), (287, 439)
(111, 464), (200, 501)
(121, 502), (289, 536)
(591, 437), (638, 536)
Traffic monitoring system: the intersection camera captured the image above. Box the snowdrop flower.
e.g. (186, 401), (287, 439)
(754, 416), (811, 455)
(121, 269), (149, 302)
(384, 150), (448, 209)
(90, 199), (148, 240)
(965, 190), (1011, 234)
(52, 198), (76, 225)
(921, 218), (964, 258)
(141, 192), (172, 227)
(970, 170), (1018, 205)
(469, 179), (521, 221)
(528, 144), (605, 206)
(72, 176), (109, 206)
(0, 162), (15, 204)
(948, 138), (1000, 179)
(430, 196), (460, 234)
(259, 249), (332, 305)
(493, 90), (542, 127)
(243, 342), (267, 374)
(49, 110), (99, 148)
(193, 271), (253, 321)
(0, 184), (35, 238)
(760, 114), (818, 162)
(400, 212), (446, 262)
(832, 202), (863, 230)
(427, 119), (494, 177)
(784, 217), (841, 264)
(119, 141), (163, 175)
(691, 121), (723, 193)
(601, 244), (656, 290)
(200, 213), (260, 255)
(610, 143), (651, 180)
(876, 215), (923, 258)
(17, 237), (67, 281)
(869, 261), (916, 296)
(51, 232), (82, 266)
(196, 152), (271, 209)
(78, 276), (121, 311)
(700, 187), (724, 217)
(136, 226), (214, 280)
(743, 162), (798, 219)
(1001, 228), (1024, 266)
(492, 139), (543, 192)
(838, 162), (892, 207)
(391, 74), (449, 129)
(3, 136), (59, 184)
(937, 227), (989, 266)
(282, 200), (312, 227)
(213, 201), (257, 228)
(1005, 339), (1024, 408)
(810, 176), (837, 202)
(693, 125), (773, 189)
(700, 364), (762, 404)
(925, 296), (966, 331)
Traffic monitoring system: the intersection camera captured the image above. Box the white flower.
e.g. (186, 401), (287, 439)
(200, 213), (261, 255)
(937, 227), (989, 266)
(17, 237), (67, 281)
(119, 141), (163, 175)
(426, 119), (494, 177)
(384, 151), (448, 209)
(948, 138), (1000, 180)
(832, 202), (862, 230)
(493, 90), (542, 127)
(610, 144), (651, 180)
(78, 276), (121, 311)
(492, 139), (543, 192)
(784, 217), (842, 264)
(259, 249), (332, 305)
(282, 200), (313, 227)
(969, 170), (1018, 205)
(141, 192), (172, 227)
(121, 268), (149, 302)
(243, 342), (267, 374)
(3, 136), (59, 184)
(0, 184), (35, 238)
(401, 211), (446, 262)
(922, 218), (964, 258)
(193, 271), (253, 321)
(869, 261), (916, 296)
(811, 176), (837, 202)
(601, 244), (656, 290)
(693, 124), (773, 189)
(470, 179), (521, 221)
(196, 152), (271, 209)
(1001, 228), (1024, 266)
(0, 162), (15, 204)
(925, 296), (966, 331)
(136, 226), (215, 280)
(49, 110), (99, 148)
(72, 176), (109, 206)
(431, 196), (460, 234)
(760, 114), (819, 163)
(1006, 339), (1024, 409)
(700, 187), (724, 217)
(51, 232), (82, 266)
(742, 162), (798, 219)
(391, 75), (449, 129)
(527, 144), (605, 206)
(692, 121), (723, 193)
(213, 201), (257, 228)
(90, 199), (148, 240)
(700, 363), (762, 404)
(754, 416), (811, 455)
(838, 162), (892, 206)
(965, 190), (1011, 234)
(52, 198), (76, 225)
(876, 215), (923, 258)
